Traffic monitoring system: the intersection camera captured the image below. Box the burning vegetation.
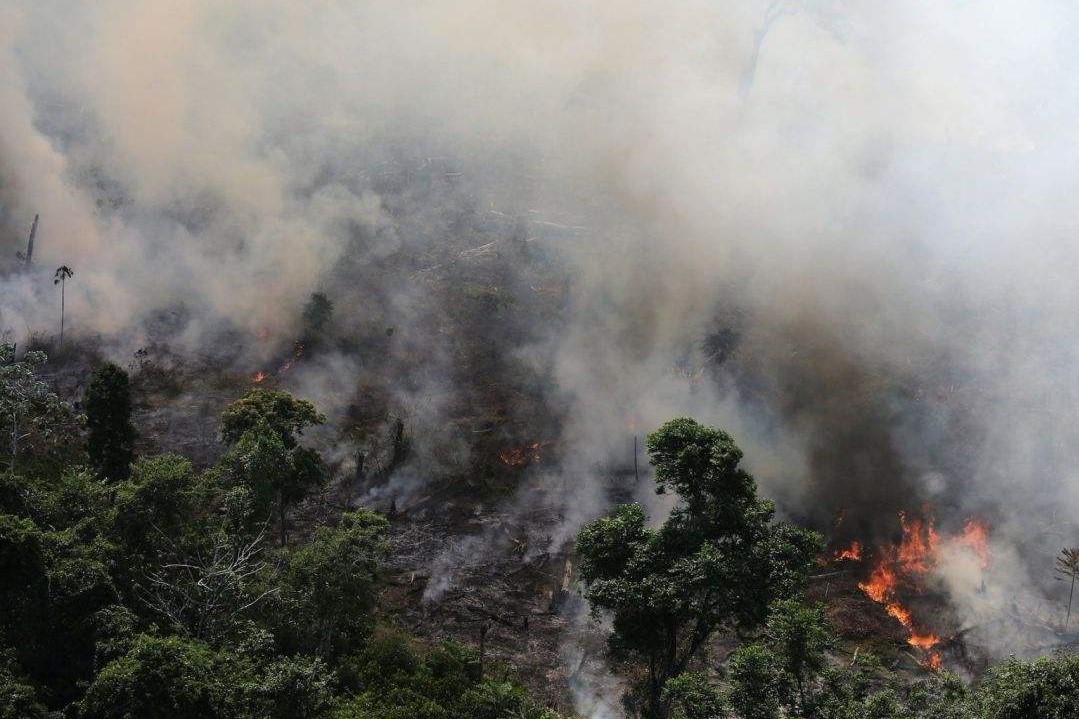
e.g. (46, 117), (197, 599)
(830, 508), (994, 670)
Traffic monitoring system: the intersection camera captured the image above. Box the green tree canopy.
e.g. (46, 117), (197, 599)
(219, 390), (324, 449)
(276, 509), (389, 658)
(0, 344), (80, 472)
(77, 635), (226, 719)
(85, 363), (137, 482)
(576, 418), (821, 719)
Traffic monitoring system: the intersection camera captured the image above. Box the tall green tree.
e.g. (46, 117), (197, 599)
(220, 389), (323, 449)
(301, 292), (334, 343)
(220, 390), (326, 545)
(276, 509), (389, 658)
(77, 635), (227, 719)
(85, 363), (137, 482)
(576, 418), (821, 719)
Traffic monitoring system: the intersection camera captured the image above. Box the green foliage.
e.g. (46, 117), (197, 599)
(111, 455), (198, 566)
(726, 645), (783, 719)
(336, 633), (557, 719)
(662, 671), (725, 719)
(0, 650), (53, 719)
(77, 635), (226, 719)
(973, 652), (1079, 719)
(220, 389), (324, 449)
(0, 514), (48, 652)
(219, 390), (327, 544)
(243, 655), (336, 719)
(0, 385), (565, 719)
(0, 343), (81, 472)
(276, 510), (390, 658)
(223, 423), (327, 544)
(576, 418), (822, 719)
(302, 293), (335, 341)
(85, 363), (137, 482)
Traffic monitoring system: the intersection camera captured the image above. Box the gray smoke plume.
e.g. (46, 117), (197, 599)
(4, 0), (1079, 700)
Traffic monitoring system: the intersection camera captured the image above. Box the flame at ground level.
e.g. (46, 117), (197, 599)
(834, 540), (862, 561)
(851, 508), (991, 671)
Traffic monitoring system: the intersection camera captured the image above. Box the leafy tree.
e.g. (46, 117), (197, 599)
(220, 389), (324, 449)
(276, 510), (389, 658)
(77, 635), (228, 719)
(0, 649), (53, 719)
(0, 514), (49, 657)
(972, 652), (1079, 719)
(0, 344), (80, 472)
(111, 455), (198, 569)
(662, 671), (725, 719)
(726, 645), (783, 719)
(224, 424), (326, 545)
(219, 390), (326, 544)
(301, 292), (334, 342)
(763, 600), (833, 714)
(85, 363), (137, 482)
(336, 633), (558, 719)
(244, 656), (335, 719)
(576, 418), (821, 719)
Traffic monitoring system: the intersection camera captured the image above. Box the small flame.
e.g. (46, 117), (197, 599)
(834, 540), (862, 562)
(251, 371), (268, 383)
(908, 631), (941, 649)
(954, 517), (991, 569)
(896, 509), (940, 573)
(499, 440), (551, 466)
(858, 562), (897, 603)
(886, 602), (912, 627)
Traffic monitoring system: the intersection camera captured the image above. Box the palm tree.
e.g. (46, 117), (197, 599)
(53, 266), (73, 349)
(1055, 547), (1079, 631)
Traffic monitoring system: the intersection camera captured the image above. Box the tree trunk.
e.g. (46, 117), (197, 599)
(60, 279), (65, 349)
(279, 492), (288, 546)
(1067, 574), (1076, 630)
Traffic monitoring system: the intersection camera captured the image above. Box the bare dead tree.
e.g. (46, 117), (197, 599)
(139, 526), (278, 641)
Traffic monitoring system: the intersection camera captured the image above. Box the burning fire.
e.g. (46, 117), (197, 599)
(499, 440), (551, 466)
(953, 517), (991, 569)
(833, 540), (862, 562)
(250, 341), (304, 384)
(852, 508), (991, 670)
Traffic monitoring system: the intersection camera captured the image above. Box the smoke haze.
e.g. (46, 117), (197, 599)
(4, 0), (1079, 671)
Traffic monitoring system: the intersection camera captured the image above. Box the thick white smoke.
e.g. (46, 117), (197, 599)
(4, 0), (1079, 685)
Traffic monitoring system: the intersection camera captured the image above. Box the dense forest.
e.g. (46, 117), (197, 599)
(2, 345), (1076, 719)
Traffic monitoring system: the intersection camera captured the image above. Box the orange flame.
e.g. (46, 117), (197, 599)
(833, 540), (862, 562)
(853, 508), (988, 671)
(251, 371), (268, 383)
(499, 440), (551, 466)
(858, 562), (897, 603)
(908, 631), (942, 649)
(896, 510), (940, 573)
(954, 517), (991, 569)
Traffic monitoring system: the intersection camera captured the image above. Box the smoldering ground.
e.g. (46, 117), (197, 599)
(3, 0), (1079, 682)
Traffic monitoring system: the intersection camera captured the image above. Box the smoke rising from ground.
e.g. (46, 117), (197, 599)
(4, 0), (1079, 668)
